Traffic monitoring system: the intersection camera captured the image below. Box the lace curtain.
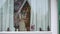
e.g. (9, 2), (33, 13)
(0, 0), (50, 31)
(0, 0), (14, 31)
(30, 0), (51, 31)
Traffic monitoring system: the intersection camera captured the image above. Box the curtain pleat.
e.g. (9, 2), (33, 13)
(0, 0), (50, 31)
(0, 0), (14, 31)
(30, 0), (50, 31)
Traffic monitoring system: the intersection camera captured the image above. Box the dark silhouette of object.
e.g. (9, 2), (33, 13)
(7, 27), (10, 31)
(39, 28), (42, 31)
(14, 24), (19, 31)
(47, 26), (50, 31)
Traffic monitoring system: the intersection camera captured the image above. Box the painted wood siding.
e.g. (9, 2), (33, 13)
(58, 0), (60, 34)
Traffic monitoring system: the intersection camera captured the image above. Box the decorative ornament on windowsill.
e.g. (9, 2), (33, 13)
(47, 26), (50, 31)
(7, 27), (10, 31)
(14, 24), (19, 31)
(31, 25), (35, 31)
(39, 28), (42, 31)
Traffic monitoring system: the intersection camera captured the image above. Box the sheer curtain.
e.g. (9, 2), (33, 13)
(0, 0), (14, 31)
(30, 0), (51, 31)
(0, 0), (51, 31)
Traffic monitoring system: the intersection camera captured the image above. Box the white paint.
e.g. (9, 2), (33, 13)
(51, 0), (58, 34)
(0, 31), (52, 34)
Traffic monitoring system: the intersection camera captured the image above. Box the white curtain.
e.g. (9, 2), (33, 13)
(0, 0), (14, 31)
(29, 0), (51, 31)
(0, 0), (50, 31)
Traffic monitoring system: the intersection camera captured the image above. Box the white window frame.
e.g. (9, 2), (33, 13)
(0, 0), (58, 34)
(51, 0), (58, 34)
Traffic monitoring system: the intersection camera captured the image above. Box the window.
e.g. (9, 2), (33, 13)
(0, 0), (51, 31)
(0, 0), (58, 34)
